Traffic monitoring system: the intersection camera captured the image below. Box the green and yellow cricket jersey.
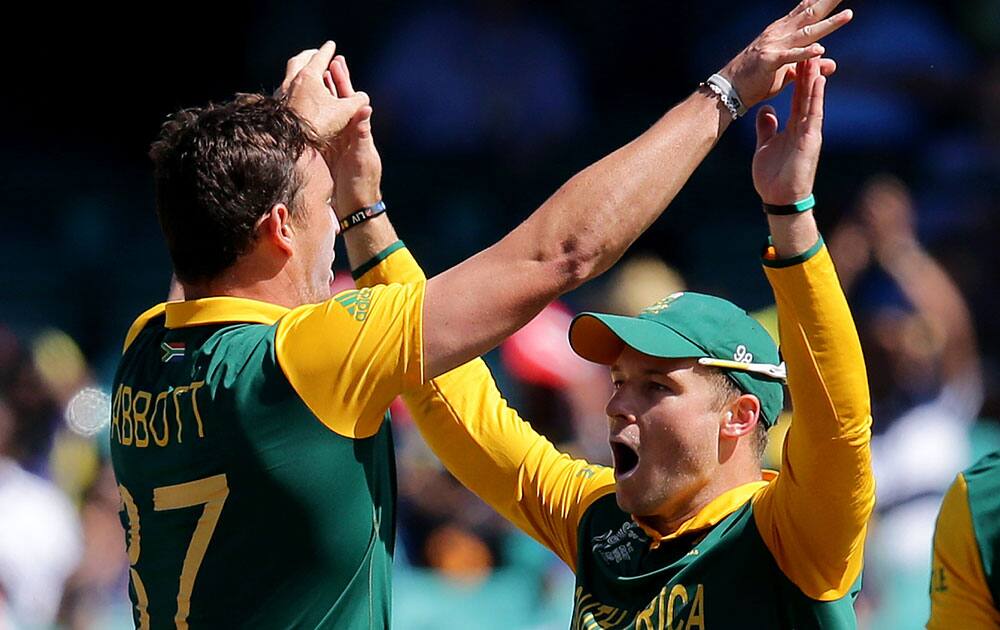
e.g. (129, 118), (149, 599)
(110, 276), (424, 629)
(365, 242), (874, 628)
(928, 451), (1000, 628)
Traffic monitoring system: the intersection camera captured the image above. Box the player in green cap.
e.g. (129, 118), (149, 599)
(928, 451), (1000, 627)
(110, 1), (852, 626)
(361, 54), (872, 627)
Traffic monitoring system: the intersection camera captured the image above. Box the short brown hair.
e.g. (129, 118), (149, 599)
(150, 94), (317, 284)
(704, 368), (769, 461)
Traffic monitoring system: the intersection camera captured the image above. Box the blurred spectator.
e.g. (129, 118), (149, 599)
(0, 396), (82, 627)
(59, 460), (132, 630)
(829, 175), (985, 628)
(500, 301), (597, 447)
(0, 328), (60, 475)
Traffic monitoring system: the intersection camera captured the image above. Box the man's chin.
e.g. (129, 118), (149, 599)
(614, 488), (642, 516)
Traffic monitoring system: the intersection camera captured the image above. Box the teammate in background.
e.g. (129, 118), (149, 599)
(359, 54), (872, 626)
(111, 1), (852, 626)
(928, 453), (1000, 628)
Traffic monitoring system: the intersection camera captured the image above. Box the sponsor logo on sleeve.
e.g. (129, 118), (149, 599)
(333, 287), (374, 322)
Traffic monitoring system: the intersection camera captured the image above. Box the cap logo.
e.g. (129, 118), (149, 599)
(733, 344), (753, 364)
(641, 292), (685, 316)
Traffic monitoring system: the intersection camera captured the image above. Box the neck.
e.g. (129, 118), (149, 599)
(180, 258), (306, 309)
(640, 464), (762, 536)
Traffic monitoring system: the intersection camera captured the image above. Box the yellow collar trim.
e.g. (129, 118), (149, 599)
(634, 470), (778, 544)
(164, 297), (289, 329)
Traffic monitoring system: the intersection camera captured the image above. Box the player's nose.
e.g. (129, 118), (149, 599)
(605, 390), (637, 427)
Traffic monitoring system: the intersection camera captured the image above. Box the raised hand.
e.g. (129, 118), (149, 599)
(279, 42), (370, 158)
(858, 176), (917, 246)
(752, 58), (826, 205)
(720, 0), (852, 109)
(326, 55), (382, 218)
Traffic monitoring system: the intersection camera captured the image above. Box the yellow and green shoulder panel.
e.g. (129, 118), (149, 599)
(353, 241), (426, 288)
(930, 453), (1000, 628)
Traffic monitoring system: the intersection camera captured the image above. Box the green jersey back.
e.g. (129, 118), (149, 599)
(111, 313), (395, 629)
(573, 495), (861, 629)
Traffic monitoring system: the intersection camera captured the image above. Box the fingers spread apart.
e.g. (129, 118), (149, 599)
(792, 9), (853, 46)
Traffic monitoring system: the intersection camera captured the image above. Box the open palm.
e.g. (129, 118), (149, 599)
(752, 59), (827, 206)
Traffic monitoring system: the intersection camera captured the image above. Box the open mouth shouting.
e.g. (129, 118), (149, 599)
(610, 438), (640, 480)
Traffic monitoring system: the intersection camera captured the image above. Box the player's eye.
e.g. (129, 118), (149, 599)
(647, 381), (671, 394)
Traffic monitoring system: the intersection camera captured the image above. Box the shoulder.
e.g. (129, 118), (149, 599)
(122, 303), (167, 353)
(965, 450), (1000, 482)
(961, 451), (1000, 549)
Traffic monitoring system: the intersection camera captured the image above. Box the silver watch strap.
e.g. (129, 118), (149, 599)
(703, 73), (748, 120)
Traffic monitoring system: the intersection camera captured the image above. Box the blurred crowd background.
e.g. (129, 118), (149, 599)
(2, 0), (998, 628)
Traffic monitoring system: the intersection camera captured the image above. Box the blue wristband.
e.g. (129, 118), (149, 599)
(762, 194), (815, 216)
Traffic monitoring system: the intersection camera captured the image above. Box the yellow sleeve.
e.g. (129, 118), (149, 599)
(353, 241), (427, 288)
(275, 281), (425, 438)
(354, 240), (615, 569)
(928, 474), (1000, 629)
(404, 359), (615, 571)
(752, 242), (876, 601)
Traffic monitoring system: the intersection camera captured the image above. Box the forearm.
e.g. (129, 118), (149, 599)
(342, 214), (400, 274)
(420, 90), (731, 379)
(503, 88), (731, 288)
(767, 211), (821, 259)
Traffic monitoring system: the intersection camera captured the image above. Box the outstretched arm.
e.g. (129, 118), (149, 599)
(750, 59), (875, 601)
(283, 0), (854, 381)
(420, 0), (852, 379)
(308, 59), (618, 567)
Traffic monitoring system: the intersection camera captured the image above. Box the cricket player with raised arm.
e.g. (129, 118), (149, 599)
(351, 52), (872, 630)
(110, 1), (852, 626)
(928, 451), (1000, 628)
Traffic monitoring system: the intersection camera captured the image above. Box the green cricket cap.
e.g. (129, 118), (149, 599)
(568, 292), (785, 427)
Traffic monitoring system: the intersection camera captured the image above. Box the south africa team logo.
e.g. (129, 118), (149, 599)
(641, 292), (685, 316)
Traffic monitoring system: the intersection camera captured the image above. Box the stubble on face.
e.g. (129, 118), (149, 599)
(290, 149), (338, 304)
(606, 350), (726, 527)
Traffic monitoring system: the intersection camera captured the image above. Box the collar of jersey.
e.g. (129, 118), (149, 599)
(632, 470), (778, 545)
(165, 297), (290, 329)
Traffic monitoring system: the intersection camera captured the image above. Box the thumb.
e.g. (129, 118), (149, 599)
(342, 105), (373, 143)
(755, 105), (779, 151)
(350, 91), (371, 111)
(354, 105), (373, 139)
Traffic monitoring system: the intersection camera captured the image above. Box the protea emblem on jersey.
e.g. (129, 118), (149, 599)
(161, 341), (185, 363)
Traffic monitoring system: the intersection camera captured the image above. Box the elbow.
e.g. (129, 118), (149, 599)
(548, 235), (605, 293)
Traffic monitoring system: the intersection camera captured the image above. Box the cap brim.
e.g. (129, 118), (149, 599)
(568, 313), (707, 365)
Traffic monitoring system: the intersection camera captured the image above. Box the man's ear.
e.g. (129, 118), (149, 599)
(259, 203), (295, 257)
(720, 394), (761, 439)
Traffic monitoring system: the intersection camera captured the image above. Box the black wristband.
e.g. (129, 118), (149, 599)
(762, 194), (815, 216)
(340, 200), (387, 232)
